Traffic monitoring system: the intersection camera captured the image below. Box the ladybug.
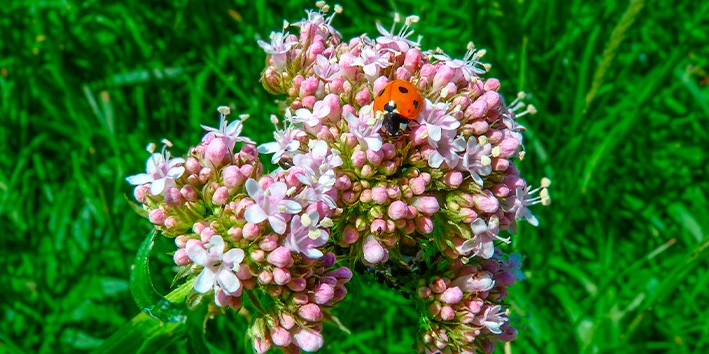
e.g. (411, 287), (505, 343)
(373, 79), (424, 135)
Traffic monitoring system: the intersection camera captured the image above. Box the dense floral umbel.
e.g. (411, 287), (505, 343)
(127, 3), (549, 353)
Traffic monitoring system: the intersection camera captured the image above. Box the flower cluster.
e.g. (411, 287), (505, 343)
(128, 3), (549, 353)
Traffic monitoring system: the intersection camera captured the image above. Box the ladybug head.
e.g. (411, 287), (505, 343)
(383, 100), (398, 114)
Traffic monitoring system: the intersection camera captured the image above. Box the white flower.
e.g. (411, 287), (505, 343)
(126, 141), (185, 195)
(186, 236), (245, 296)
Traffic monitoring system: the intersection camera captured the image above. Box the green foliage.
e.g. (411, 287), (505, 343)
(1, 0), (707, 353)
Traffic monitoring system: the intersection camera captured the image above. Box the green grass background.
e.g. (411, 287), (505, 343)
(2, 0), (708, 353)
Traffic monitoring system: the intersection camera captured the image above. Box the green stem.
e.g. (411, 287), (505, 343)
(92, 281), (194, 354)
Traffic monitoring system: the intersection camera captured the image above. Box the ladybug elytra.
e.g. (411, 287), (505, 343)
(373, 79), (424, 135)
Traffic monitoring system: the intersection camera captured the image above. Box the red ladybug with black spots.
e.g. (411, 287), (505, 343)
(373, 79), (424, 135)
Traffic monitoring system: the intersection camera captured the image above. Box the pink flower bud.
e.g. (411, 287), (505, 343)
(327, 266), (353, 282)
(258, 270), (273, 284)
(355, 87), (371, 106)
(256, 235), (276, 253)
(185, 157), (202, 175)
(471, 119), (489, 135)
(444, 171), (463, 188)
(404, 48), (422, 71)
(173, 248), (190, 265)
(163, 187), (182, 206)
(373, 76), (389, 96)
(409, 177), (427, 195)
(431, 278), (448, 293)
(253, 337), (271, 354)
(342, 225), (359, 245)
(327, 77), (344, 94)
(499, 137), (520, 157)
(206, 138), (228, 167)
(473, 191), (499, 213)
(302, 95), (316, 109)
(351, 150), (366, 167)
(371, 186), (388, 204)
(370, 219), (387, 234)
(297, 303), (323, 322)
(212, 186), (229, 205)
(267, 246), (294, 268)
(292, 328), (324, 352)
(243, 223), (260, 240)
(482, 90), (501, 111)
(412, 196), (440, 215)
(420, 63), (436, 80)
(198, 167), (212, 184)
(180, 185), (197, 202)
(387, 201), (408, 220)
(322, 93), (341, 120)
(299, 77), (319, 97)
(484, 78), (500, 91)
(271, 326), (292, 346)
(394, 66), (412, 80)
(428, 302), (441, 316)
(287, 278), (307, 292)
(415, 216), (434, 234)
(440, 306), (456, 321)
(491, 183), (511, 198)
(366, 149), (384, 166)
(363, 235), (388, 264)
(293, 293), (309, 305)
(250, 249), (265, 262)
(312, 283), (335, 304)
(148, 209), (165, 225)
(240, 164), (254, 178)
(360, 164), (375, 178)
(273, 267), (292, 285)
(440, 286), (464, 304)
(222, 165), (244, 188)
(466, 98), (489, 120)
(280, 312), (296, 330)
(492, 157), (509, 171)
(133, 185), (149, 203)
(236, 264), (251, 280)
(292, 75), (304, 90)
(433, 65), (456, 91)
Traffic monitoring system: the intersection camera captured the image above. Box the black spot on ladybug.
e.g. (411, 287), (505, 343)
(397, 86), (409, 94)
(413, 100), (419, 109)
(378, 88), (385, 97)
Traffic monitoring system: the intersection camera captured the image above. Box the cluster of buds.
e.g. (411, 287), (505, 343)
(127, 2), (549, 353)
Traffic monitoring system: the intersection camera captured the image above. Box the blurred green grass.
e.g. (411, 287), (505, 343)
(1, 0), (708, 353)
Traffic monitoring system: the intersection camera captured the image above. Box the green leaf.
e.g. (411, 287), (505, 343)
(130, 231), (189, 323)
(185, 301), (211, 354)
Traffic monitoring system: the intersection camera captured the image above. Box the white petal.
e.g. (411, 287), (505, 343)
(280, 199), (303, 214)
(217, 268), (241, 293)
(244, 205), (268, 224)
(428, 152), (444, 168)
(209, 235), (225, 255)
(269, 181), (288, 198)
(269, 214), (287, 234)
(223, 248), (245, 266)
(258, 142), (280, 154)
(245, 178), (261, 199)
(150, 178), (166, 195)
(125, 173), (152, 185)
(304, 248), (324, 259)
(364, 137), (382, 151)
(186, 245), (208, 266)
(470, 218), (488, 235)
(167, 166), (185, 179)
(193, 269), (216, 293)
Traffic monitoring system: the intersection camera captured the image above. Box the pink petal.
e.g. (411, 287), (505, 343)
(186, 244), (208, 266)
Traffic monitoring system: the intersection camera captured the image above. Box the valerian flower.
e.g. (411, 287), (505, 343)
(201, 108), (256, 149)
(473, 305), (508, 334)
(257, 121), (306, 164)
(461, 136), (493, 186)
(244, 178), (302, 234)
(284, 211), (330, 258)
(125, 141), (185, 196)
(186, 235), (245, 296)
(344, 106), (383, 151)
(460, 216), (509, 259)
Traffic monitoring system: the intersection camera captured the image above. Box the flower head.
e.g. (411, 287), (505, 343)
(126, 140), (185, 195)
